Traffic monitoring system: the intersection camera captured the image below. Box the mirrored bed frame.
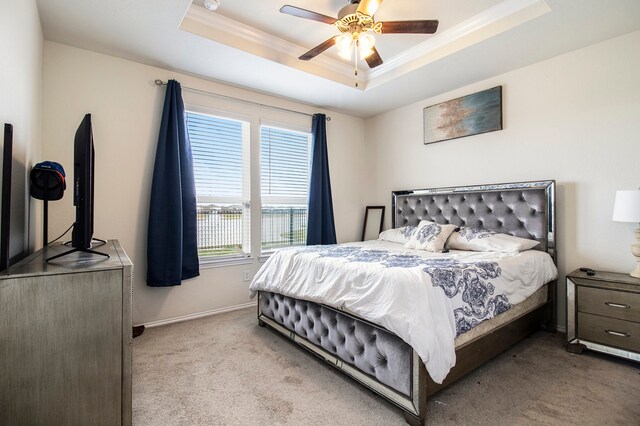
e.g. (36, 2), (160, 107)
(256, 180), (556, 425)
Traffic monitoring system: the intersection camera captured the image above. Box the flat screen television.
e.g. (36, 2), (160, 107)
(71, 113), (94, 250)
(45, 114), (107, 263)
(1, 123), (13, 271)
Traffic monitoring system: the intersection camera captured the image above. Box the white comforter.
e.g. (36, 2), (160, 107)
(249, 240), (557, 384)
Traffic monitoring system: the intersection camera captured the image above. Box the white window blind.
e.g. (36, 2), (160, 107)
(261, 126), (310, 202)
(187, 111), (250, 258)
(190, 114), (244, 200)
(260, 125), (311, 252)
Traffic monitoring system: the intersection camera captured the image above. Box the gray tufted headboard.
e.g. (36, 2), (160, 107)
(392, 180), (555, 261)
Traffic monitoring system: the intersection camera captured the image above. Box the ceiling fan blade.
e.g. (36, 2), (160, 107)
(299, 36), (339, 61)
(365, 47), (383, 69)
(357, 0), (383, 17)
(381, 20), (439, 34)
(280, 5), (337, 25)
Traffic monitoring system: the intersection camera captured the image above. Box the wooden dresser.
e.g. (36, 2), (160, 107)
(566, 269), (640, 361)
(0, 240), (132, 425)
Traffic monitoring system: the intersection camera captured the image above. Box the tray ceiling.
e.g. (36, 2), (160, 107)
(182, 0), (550, 89)
(36, 0), (640, 117)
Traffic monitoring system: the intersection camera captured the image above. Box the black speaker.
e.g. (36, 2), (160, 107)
(30, 161), (66, 247)
(30, 161), (66, 201)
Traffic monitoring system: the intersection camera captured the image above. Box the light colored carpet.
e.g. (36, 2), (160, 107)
(133, 307), (640, 425)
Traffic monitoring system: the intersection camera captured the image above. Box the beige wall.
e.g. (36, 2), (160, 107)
(42, 41), (368, 325)
(0, 0), (43, 260)
(365, 30), (640, 330)
(41, 28), (640, 330)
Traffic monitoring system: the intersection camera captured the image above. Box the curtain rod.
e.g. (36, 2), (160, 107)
(154, 80), (330, 121)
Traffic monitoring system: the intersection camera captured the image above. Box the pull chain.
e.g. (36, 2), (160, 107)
(354, 40), (359, 88)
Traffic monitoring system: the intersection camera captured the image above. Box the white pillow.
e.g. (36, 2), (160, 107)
(404, 220), (458, 252)
(447, 226), (540, 253)
(378, 225), (418, 244)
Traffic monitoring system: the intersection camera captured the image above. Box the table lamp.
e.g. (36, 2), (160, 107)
(612, 189), (640, 278)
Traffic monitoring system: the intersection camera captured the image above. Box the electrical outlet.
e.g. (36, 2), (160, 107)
(243, 270), (251, 282)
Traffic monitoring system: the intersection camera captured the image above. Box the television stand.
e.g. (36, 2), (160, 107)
(46, 239), (110, 263)
(1, 240), (132, 424)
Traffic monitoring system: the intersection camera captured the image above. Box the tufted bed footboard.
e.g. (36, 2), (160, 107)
(257, 291), (428, 421)
(259, 292), (413, 395)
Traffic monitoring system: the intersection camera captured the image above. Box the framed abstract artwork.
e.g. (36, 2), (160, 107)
(424, 86), (502, 145)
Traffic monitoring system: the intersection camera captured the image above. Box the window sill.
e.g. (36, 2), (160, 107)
(259, 245), (303, 262)
(199, 255), (253, 269)
(259, 248), (284, 262)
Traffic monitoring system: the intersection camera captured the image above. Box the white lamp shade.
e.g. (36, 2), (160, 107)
(612, 190), (640, 222)
(336, 33), (353, 60)
(358, 33), (375, 59)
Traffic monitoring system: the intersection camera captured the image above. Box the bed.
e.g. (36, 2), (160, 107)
(251, 180), (557, 425)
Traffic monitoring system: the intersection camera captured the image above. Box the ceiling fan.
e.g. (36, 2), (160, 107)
(280, 0), (439, 74)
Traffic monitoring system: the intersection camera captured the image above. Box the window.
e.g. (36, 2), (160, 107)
(260, 125), (311, 252)
(187, 111), (250, 259)
(186, 109), (310, 261)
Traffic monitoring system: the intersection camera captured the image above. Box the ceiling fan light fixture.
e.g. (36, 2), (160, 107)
(203, 0), (220, 12)
(337, 47), (353, 61)
(357, 32), (375, 58)
(282, 0), (439, 84)
(336, 33), (354, 59)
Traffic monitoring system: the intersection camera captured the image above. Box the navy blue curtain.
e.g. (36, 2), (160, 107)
(306, 113), (337, 245)
(147, 80), (199, 286)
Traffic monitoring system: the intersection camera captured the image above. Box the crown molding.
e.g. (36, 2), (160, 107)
(181, 6), (366, 89)
(365, 0), (551, 89)
(180, 0), (549, 91)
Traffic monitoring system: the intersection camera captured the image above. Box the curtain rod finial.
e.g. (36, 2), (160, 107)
(154, 79), (164, 86)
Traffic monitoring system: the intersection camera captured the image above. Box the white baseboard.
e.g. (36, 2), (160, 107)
(139, 301), (257, 329)
(138, 302), (569, 334)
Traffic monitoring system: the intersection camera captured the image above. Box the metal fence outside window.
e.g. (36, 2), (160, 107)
(196, 204), (307, 257)
(261, 206), (307, 251)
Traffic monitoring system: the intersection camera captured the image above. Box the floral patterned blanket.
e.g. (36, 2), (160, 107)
(250, 240), (557, 383)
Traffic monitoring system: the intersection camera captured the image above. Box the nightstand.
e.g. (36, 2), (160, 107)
(566, 269), (640, 361)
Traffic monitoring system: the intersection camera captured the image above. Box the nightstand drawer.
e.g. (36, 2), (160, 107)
(577, 286), (640, 322)
(578, 312), (640, 353)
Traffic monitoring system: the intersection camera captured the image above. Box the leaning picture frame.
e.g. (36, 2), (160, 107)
(361, 206), (385, 241)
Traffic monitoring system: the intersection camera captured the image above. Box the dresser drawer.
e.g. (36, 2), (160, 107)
(578, 312), (640, 353)
(577, 286), (640, 322)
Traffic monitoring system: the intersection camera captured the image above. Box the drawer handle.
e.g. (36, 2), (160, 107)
(604, 302), (630, 309)
(605, 329), (630, 338)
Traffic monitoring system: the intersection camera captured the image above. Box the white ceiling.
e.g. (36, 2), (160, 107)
(202, 0), (502, 62)
(36, 0), (640, 118)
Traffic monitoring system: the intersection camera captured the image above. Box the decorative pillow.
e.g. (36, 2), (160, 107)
(378, 225), (418, 244)
(404, 220), (458, 252)
(447, 226), (540, 253)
